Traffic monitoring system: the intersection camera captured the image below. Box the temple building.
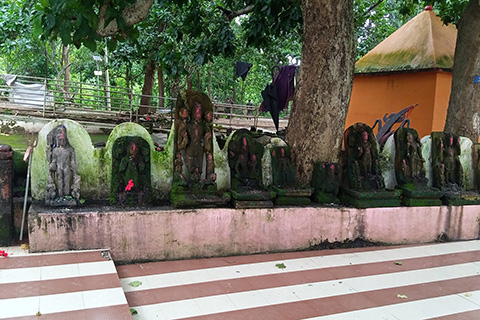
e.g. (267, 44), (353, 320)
(346, 6), (457, 138)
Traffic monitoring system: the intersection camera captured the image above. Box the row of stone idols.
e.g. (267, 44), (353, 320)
(35, 90), (480, 209)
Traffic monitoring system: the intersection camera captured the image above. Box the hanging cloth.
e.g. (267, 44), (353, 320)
(235, 61), (253, 81)
(260, 65), (296, 131)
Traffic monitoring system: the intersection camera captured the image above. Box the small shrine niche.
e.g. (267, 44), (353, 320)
(111, 136), (151, 206)
(228, 129), (275, 208)
(171, 89), (229, 207)
(270, 146), (312, 205)
(394, 127), (442, 206)
(45, 125), (81, 206)
(431, 132), (480, 205)
(311, 162), (340, 204)
(340, 123), (401, 208)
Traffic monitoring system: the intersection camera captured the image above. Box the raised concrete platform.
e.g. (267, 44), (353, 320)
(28, 204), (480, 263)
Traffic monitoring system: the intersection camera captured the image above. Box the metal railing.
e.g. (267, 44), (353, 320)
(0, 74), (270, 130)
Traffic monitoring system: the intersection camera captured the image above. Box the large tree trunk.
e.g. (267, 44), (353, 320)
(139, 58), (156, 115)
(158, 66), (164, 109)
(286, 0), (355, 185)
(444, 0), (480, 141)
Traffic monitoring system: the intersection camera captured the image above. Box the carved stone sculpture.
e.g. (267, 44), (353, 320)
(45, 125), (81, 206)
(171, 89), (229, 207)
(394, 127), (442, 206)
(431, 132), (480, 205)
(111, 136), (151, 206)
(340, 123), (401, 208)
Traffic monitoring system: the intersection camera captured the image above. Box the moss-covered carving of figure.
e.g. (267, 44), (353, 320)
(431, 132), (480, 205)
(431, 132), (463, 189)
(395, 127), (426, 185)
(344, 123), (384, 190)
(111, 136), (151, 205)
(394, 127), (442, 206)
(311, 162), (340, 203)
(270, 146), (312, 205)
(228, 129), (275, 208)
(45, 125), (81, 206)
(340, 123), (401, 208)
(170, 89), (229, 207)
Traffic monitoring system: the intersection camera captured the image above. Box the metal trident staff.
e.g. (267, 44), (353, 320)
(20, 133), (37, 241)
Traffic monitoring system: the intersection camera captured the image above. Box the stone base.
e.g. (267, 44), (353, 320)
(313, 191), (340, 204)
(232, 199), (274, 209)
(340, 188), (402, 208)
(45, 197), (78, 207)
(274, 196), (311, 206)
(399, 184), (443, 207)
(442, 190), (480, 206)
(171, 192), (231, 208)
(270, 186), (312, 206)
(231, 190), (276, 201)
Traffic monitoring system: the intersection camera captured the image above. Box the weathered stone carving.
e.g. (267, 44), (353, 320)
(111, 137), (151, 206)
(171, 89), (229, 207)
(340, 123), (401, 208)
(228, 129), (275, 208)
(394, 127), (442, 206)
(45, 125), (80, 206)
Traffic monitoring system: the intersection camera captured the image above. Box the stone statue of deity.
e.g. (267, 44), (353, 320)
(394, 127), (426, 185)
(45, 125), (81, 206)
(228, 129), (263, 191)
(111, 137), (151, 205)
(171, 89), (230, 208)
(173, 90), (216, 189)
(431, 132), (463, 190)
(343, 123), (384, 190)
(271, 146), (296, 187)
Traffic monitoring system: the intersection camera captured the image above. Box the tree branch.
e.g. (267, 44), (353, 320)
(217, 4), (255, 21)
(362, 0), (384, 17)
(97, 0), (155, 37)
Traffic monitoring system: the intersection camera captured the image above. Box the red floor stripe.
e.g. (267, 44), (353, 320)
(0, 273), (121, 300)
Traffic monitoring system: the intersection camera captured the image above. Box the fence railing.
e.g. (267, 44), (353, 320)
(0, 74), (268, 129)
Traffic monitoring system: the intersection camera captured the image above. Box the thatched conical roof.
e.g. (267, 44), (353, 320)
(355, 8), (457, 73)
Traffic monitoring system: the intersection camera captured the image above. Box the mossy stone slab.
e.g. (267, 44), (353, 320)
(171, 192), (231, 208)
(442, 191), (480, 206)
(313, 191), (340, 204)
(270, 186), (313, 197)
(231, 190), (276, 201)
(232, 199), (274, 209)
(274, 196), (311, 206)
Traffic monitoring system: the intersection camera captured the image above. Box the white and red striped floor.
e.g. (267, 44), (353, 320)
(2, 240), (480, 319)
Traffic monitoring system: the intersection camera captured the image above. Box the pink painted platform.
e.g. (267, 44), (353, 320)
(28, 205), (480, 263)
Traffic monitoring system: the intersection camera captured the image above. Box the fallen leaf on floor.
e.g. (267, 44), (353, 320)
(465, 293), (472, 297)
(395, 261), (403, 265)
(130, 308), (138, 315)
(397, 294), (408, 299)
(276, 263), (286, 269)
(129, 281), (143, 287)
(36, 311), (42, 316)
(21, 244), (29, 250)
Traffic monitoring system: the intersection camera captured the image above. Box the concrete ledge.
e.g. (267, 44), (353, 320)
(28, 205), (480, 263)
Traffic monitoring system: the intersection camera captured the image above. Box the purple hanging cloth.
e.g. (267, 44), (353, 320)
(260, 65), (296, 130)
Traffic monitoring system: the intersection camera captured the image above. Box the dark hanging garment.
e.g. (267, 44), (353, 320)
(235, 61), (253, 81)
(260, 65), (296, 131)
(261, 83), (280, 130)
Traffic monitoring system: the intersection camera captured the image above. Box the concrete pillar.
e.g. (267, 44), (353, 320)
(0, 144), (14, 245)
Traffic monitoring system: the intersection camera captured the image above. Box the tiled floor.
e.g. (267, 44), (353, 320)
(2, 241), (480, 319)
(0, 249), (131, 319)
(117, 240), (480, 320)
